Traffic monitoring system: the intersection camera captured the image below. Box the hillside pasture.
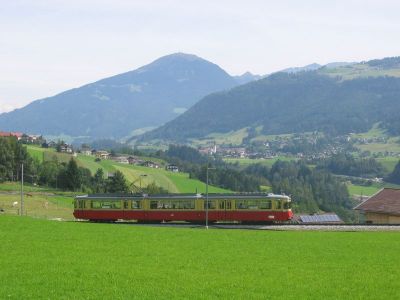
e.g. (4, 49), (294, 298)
(376, 156), (399, 173)
(0, 216), (399, 299)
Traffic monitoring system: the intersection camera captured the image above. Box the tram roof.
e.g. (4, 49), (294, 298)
(75, 193), (290, 200)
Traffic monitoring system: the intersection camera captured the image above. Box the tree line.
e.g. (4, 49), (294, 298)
(315, 153), (386, 178)
(245, 161), (354, 221)
(0, 137), (166, 194)
(161, 144), (355, 220)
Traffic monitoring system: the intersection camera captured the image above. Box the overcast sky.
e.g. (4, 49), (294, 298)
(1, 0), (400, 113)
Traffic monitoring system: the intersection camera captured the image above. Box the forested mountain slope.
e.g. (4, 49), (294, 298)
(142, 68), (400, 142)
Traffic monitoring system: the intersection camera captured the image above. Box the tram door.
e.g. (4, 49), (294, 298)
(219, 199), (232, 221)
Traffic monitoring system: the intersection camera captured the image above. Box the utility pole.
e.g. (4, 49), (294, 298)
(206, 165), (209, 229)
(205, 157), (215, 230)
(20, 163), (24, 216)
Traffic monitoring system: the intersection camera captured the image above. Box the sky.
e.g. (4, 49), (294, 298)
(1, 0), (400, 113)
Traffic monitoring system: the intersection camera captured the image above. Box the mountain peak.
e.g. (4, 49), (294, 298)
(0, 53), (238, 139)
(160, 52), (203, 61)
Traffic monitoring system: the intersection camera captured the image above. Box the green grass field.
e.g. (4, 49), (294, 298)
(0, 216), (399, 299)
(347, 182), (400, 197)
(377, 156), (399, 173)
(0, 182), (75, 220)
(347, 183), (381, 196)
(319, 63), (400, 80)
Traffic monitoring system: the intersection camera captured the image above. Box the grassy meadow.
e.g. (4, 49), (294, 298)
(0, 182), (75, 220)
(346, 183), (381, 197)
(1, 215), (399, 299)
(376, 156), (400, 173)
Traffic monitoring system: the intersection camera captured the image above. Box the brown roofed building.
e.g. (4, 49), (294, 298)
(354, 188), (400, 224)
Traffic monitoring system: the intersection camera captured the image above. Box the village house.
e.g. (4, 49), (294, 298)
(198, 144), (217, 155)
(220, 147), (247, 158)
(111, 156), (129, 164)
(60, 143), (73, 153)
(81, 149), (92, 156)
(354, 188), (400, 224)
(47, 141), (56, 148)
(166, 164), (179, 172)
(0, 131), (23, 140)
(142, 161), (160, 168)
(128, 156), (143, 165)
(94, 150), (110, 160)
(20, 134), (44, 144)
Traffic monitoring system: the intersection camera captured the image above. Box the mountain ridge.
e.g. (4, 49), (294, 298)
(140, 56), (400, 143)
(0, 53), (239, 140)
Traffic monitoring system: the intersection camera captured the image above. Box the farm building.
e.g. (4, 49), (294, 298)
(94, 150), (110, 160)
(111, 156), (129, 164)
(128, 156), (143, 165)
(142, 161), (160, 168)
(354, 188), (400, 224)
(166, 164), (179, 172)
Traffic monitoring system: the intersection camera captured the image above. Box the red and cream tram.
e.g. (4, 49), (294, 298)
(73, 193), (293, 223)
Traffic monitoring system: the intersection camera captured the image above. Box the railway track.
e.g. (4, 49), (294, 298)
(108, 221), (400, 231)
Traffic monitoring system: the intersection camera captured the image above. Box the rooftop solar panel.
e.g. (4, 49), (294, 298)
(299, 214), (341, 223)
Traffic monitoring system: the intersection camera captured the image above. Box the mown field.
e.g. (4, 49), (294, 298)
(0, 216), (399, 299)
(376, 156), (399, 173)
(26, 145), (230, 194)
(0, 182), (74, 220)
(346, 183), (381, 196)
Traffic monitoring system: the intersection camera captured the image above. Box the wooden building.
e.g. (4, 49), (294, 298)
(354, 188), (400, 224)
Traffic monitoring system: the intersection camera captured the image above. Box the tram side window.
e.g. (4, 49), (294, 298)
(247, 200), (258, 209)
(132, 200), (141, 209)
(74, 201), (78, 209)
(149, 200), (194, 209)
(91, 201), (101, 209)
(170, 200), (194, 209)
(259, 200), (272, 209)
(91, 201), (121, 209)
(203, 200), (216, 209)
(237, 200), (246, 209)
(237, 200), (258, 209)
(182, 200), (195, 209)
(78, 200), (84, 209)
(275, 200), (282, 209)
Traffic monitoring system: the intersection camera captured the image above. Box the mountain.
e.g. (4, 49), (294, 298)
(0, 53), (238, 139)
(234, 72), (263, 85)
(280, 63), (322, 73)
(142, 57), (400, 142)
